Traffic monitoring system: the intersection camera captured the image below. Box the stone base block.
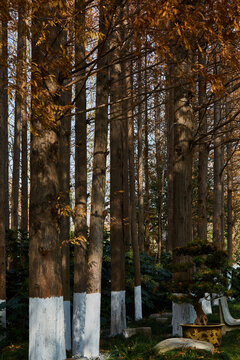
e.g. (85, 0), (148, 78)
(123, 327), (151, 338)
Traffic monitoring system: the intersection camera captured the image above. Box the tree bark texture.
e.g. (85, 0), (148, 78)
(2, 18), (8, 231)
(29, 1), (65, 300)
(12, 5), (26, 229)
(29, 4), (68, 356)
(0, 17), (7, 307)
(59, 95), (71, 302)
(172, 58), (194, 270)
(213, 98), (224, 249)
(74, 0), (87, 295)
(125, 50), (142, 320)
(197, 53), (208, 241)
(109, 1), (128, 334)
(137, 54), (144, 253)
(86, 4), (109, 294)
(226, 102), (234, 262)
(155, 94), (163, 260)
(144, 52), (150, 253)
(20, 2), (28, 232)
(227, 142), (233, 262)
(166, 64), (174, 252)
(171, 55), (194, 337)
(21, 93), (28, 232)
(110, 30), (125, 295)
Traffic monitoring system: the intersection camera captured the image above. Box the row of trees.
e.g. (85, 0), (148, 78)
(0, 0), (240, 359)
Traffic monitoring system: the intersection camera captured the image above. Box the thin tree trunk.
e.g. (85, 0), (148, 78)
(72, 0), (87, 355)
(3, 18), (8, 231)
(12, 5), (26, 229)
(155, 94), (163, 260)
(21, 101), (28, 232)
(121, 37), (130, 250)
(137, 52), (144, 253)
(56, 3), (72, 351)
(121, 9), (130, 250)
(126, 53), (142, 321)
(0, 16), (8, 331)
(213, 97), (224, 248)
(59, 90), (72, 352)
(166, 64), (174, 252)
(110, 4), (126, 334)
(83, 3), (109, 356)
(227, 141), (233, 262)
(29, 3), (66, 358)
(122, 108), (130, 251)
(144, 48), (150, 253)
(20, 8), (28, 233)
(197, 53), (208, 241)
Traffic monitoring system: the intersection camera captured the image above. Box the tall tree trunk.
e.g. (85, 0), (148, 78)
(197, 53), (208, 241)
(29, 3), (66, 359)
(121, 12), (130, 250)
(172, 57), (196, 336)
(21, 96), (28, 232)
(20, 6), (28, 233)
(83, 3), (109, 357)
(72, 0), (87, 355)
(0, 15), (8, 331)
(3, 17), (9, 231)
(59, 89), (72, 352)
(110, 3), (126, 335)
(12, 5), (26, 229)
(213, 97), (224, 249)
(226, 102), (233, 262)
(155, 94), (163, 260)
(57, 8), (72, 351)
(137, 53), (144, 253)
(122, 108), (131, 251)
(144, 50), (150, 253)
(126, 54), (142, 321)
(227, 142), (233, 263)
(166, 65), (174, 252)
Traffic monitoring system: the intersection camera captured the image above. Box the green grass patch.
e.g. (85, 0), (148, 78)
(102, 302), (240, 360)
(0, 342), (28, 360)
(1, 302), (240, 359)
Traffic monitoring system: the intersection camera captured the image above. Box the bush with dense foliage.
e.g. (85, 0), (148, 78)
(169, 239), (230, 325)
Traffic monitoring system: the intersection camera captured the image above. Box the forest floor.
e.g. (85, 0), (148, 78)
(100, 303), (240, 360)
(1, 304), (240, 359)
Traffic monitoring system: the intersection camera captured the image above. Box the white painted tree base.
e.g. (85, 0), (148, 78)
(0, 299), (6, 340)
(72, 292), (86, 357)
(172, 300), (196, 336)
(110, 291), (126, 336)
(29, 297), (66, 360)
(0, 299), (6, 327)
(64, 300), (71, 351)
(134, 286), (142, 321)
(83, 293), (101, 359)
(200, 294), (212, 315)
(212, 294), (219, 306)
